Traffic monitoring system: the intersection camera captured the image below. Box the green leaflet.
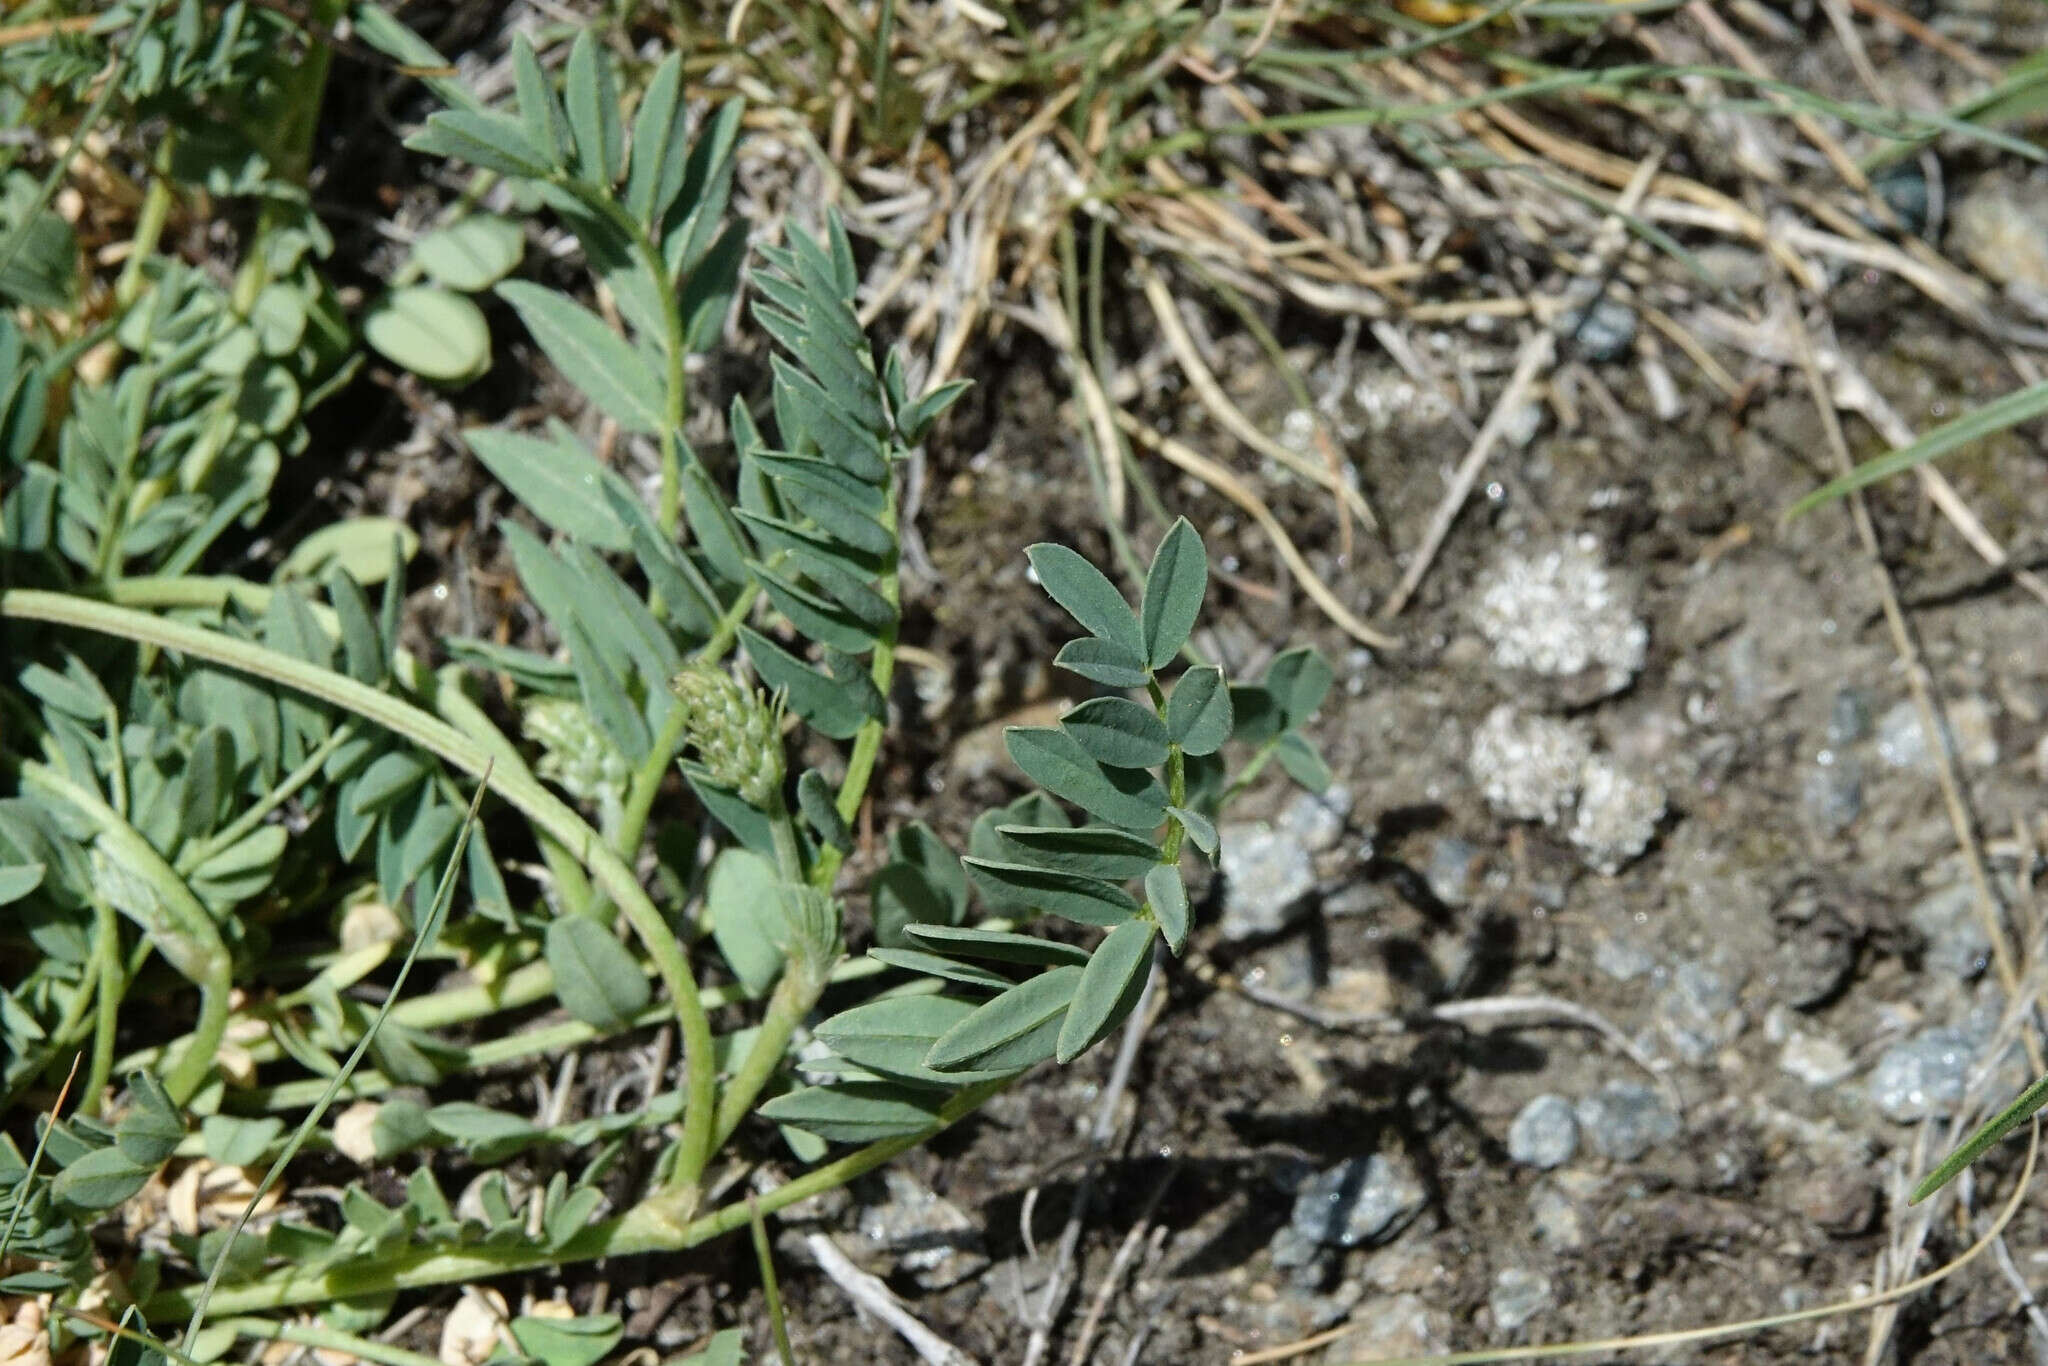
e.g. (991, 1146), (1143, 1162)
(813, 996), (1016, 1087)
(962, 858), (1140, 927)
(705, 847), (786, 997)
(497, 281), (663, 434)
(1056, 919), (1154, 1062)
(510, 33), (570, 166)
(1275, 731), (1333, 793)
(544, 916), (652, 1032)
(889, 821), (968, 923)
(413, 215), (525, 293)
(903, 923), (1089, 967)
(363, 286), (490, 384)
(465, 422), (636, 551)
(757, 1081), (944, 1143)
(1264, 647), (1334, 732)
(562, 32), (624, 185)
(1167, 806), (1217, 858)
(1140, 518), (1206, 667)
(797, 769), (850, 852)
(1165, 665), (1232, 756)
(623, 53), (684, 224)
(1146, 863), (1190, 954)
(1060, 696), (1170, 769)
(870, 862), (953, 949)
(404, 109), (553, 179)
(1026, 542), (1144, 661)
(866, 948), (1012, 992)
(739, 626), (879, 740)
(1004, 725), (1167, 831)
(926, 965), (1081, 1072)
(988, 824), (1159, 881)
(1054, 636), (1151, 689)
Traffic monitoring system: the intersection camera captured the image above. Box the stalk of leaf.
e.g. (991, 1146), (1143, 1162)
(0, 588), (725, 1198)
(139, 1077), (1016, 1320)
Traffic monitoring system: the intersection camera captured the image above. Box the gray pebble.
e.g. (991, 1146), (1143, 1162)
(1290, 1153), (1426, 1249)
(1507, 1094), (1579, 1169)
(1869, 1027), (1974, 1123)
(1576, 1081), (1679, 1161)
(854, 1170), (989, 1290)
(1424, 837), (1484, 908)
(1910, 883), (1992, 980)
(1802, 753), (1862, 836)
(1593, 935), (1657, 982)
(1556, 295), (1637, 363)
(1828, 687), (1872, 745)
(1489, 1267), (1555, 1332)
(1220, 822), (1318, 941)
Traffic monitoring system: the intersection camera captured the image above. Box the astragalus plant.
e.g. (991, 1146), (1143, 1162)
(0, 12), (1335, 1358)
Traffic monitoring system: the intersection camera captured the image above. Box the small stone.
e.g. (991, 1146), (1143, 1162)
(853, 1170), (989, 1290)
(1910, 882), (1992, 979)
(1507, 1095), (1579, 1169)
(1779, 1032), (1856, 1088)
(1875, 700), (1933, 770)
(1948, 696), (1999, 768)
(1278, 786), (1354, 854)
(1869, 1027), (1976, 1122)
(1220, 822), (1318, 941)
(1577, 1081), (1679, 1161)
(1656, 960), (1743, 1066)
(1468, 705), (1589, 824)
(1767, 897), (1861, 1010)
(1469, 538), (1647, 697)
(1872, 165), (1931, 236)
(1528, 1171), (1604, 1253)
(1788, 1167), (1877, 1236)
(1594, 934), (1657, 982)
(1489, 1267), (1555, 1333)
(1556, 295), (1638, 363)
(1423, 837), (1484, 907)
(1828, 688), (1873, 745)
(1289, 1154), (1427, 1249)
(1501, 400), (1545, 448)
(1951, 178), (2048, 293)
(1569, 757), (1665, 874)
(1268, 1223), (1325, 1270)
(1317, 1293), (1448, 1365)
(1802, 753), (1863, 836)
(1246, 935), (1324, 1002)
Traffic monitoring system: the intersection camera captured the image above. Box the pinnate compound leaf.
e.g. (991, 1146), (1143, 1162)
(757, 1081), (943, 1143)
(1165, 666), (1231, 756)
(1053, 637), (1150, 689)
(962, 859), (1141, 927)
(813, 995), (1015, 1087)
(903, 923), (1089, 967)
(1005, 726), (1167, 831)
(545, 916), (652, 1031)
(1057, 919), (1155, 1062)
(1061, 697), (1169, 769)
(1026, 543), (1143, 659)
(1146, 863), (1190, 953)
(1140, 518), (1207, 667)
(363, 286), (490, 384)
(497, 281), (663, 434)
(465, 422), (636, 551)
(927, 965), (1081, 1072)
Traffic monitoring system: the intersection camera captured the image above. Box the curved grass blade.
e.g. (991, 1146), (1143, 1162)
(1910, 1072), (2048, 1205)
(1788, 379), (2048, 519)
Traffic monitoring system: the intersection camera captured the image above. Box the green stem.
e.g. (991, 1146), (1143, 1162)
(611, 695), (696, 889)
(710, 961), (823, 1149)
(0, 588), (722, 1197)
(86, 898), (124, 1109)
(17, 763), (231, 1105)
(139, 1077), (1012, 1321)
(115, 141), (177, 308)
(217, 1320), (440, 1366)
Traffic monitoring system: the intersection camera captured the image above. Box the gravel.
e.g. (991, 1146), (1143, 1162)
(1489, 1267), (1555, 1332)
(1507, 1094), (1579, 1169)
(1577, 1081), (1679, 1161)
(1220, 821), (1319, 941)
(1289, 1153), (1427, 1249)
(1869, 1027), (1975, 1123)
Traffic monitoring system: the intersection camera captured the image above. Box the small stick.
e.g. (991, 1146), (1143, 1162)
(803, 1233), (981, 1366)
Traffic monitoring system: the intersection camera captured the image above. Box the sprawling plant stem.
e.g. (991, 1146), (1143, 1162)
(138, 1078), (1012, 1321)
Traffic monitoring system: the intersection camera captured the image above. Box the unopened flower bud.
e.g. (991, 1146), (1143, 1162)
(671, 664), (783, 805)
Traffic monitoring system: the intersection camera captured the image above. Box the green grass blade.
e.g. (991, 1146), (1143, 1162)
(1911, 1072), (2048, 1205)
(1787, 379), (2048, 519)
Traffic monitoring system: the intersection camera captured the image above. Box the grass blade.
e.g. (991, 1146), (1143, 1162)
(1787, 379), (2048, 518)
